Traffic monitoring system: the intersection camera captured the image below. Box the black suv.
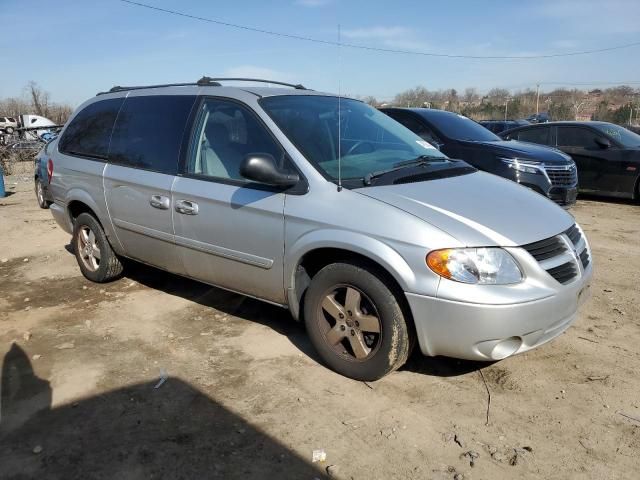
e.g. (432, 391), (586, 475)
(480, 119), (529, 134)
(501, 121), (640, 199)
(381, 108), (578, 206)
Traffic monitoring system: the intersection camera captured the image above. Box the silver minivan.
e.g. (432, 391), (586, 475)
(48, 78), (592, 380)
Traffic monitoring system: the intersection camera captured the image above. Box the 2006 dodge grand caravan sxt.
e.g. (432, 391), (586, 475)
(47, 77), (592, 380)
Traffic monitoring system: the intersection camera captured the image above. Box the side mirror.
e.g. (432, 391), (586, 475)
(240, 153), (300, 187)
(595, 137), (611, 149)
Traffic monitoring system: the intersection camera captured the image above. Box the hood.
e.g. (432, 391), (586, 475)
(464, 140), (572, 164)
(355, 170), (574, 247)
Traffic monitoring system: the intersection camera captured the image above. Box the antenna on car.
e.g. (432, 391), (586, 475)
(337, 23), (343, 192)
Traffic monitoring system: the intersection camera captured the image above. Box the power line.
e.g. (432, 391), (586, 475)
(118, 0), (640, 60)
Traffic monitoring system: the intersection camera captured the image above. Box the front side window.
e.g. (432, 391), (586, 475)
(260, 96), (447, 182)
(187, 98), (285, 181)
(387, 111), (440, 145)
(517, 127), (550, 145)
(592, 123), (640, 148)
(59, 98), (124, 159)
(109, 95), (196, 174)
(420, 113), (501, 142)
(556, 127), (598, 148)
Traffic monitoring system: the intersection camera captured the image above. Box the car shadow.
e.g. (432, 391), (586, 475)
(59, 248), (488, 380)
(578, 193), (638, 205)
(401, 349), (491, 377)
(0, 343), (327, 479)
(121, 261), (322, 363)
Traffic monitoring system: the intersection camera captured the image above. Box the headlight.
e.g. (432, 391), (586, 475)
(498, 156), (544, 175)
(426, 248), (523, 284)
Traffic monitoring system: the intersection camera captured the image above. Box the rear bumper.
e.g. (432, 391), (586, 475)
(50, 202), (73, 234)
(405, 268), (592, 360)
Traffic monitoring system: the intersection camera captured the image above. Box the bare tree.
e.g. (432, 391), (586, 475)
(463, 87), (479, 104)
(26, 81), (51, 117)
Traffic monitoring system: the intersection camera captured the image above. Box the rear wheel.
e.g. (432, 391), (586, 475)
(73, 213), (123, 283)
(5, 127), (14, 134)
(304, 262), (413, 381)
(35, 179), (49, 209)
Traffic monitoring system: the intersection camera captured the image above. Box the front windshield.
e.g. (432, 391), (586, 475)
(426, 112), (501, 142)
(593, 123), (640, 148)
(260, 95), (448, 181)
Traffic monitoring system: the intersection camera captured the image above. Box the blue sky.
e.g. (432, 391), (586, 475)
(2, 0), (639, 106)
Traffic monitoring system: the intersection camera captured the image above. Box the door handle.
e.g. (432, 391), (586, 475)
(175, 199), (199, 215)
(150, 195), (170, 210)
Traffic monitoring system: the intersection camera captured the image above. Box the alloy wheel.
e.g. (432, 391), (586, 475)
(77, 225), (101, 272)
(317, 285), (382, 361)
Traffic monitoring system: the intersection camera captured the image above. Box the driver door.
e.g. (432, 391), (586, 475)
(171, 98), (289, 304)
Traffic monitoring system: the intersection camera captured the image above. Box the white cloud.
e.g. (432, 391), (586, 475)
(223, 65), (293, 83)
(342, 26), (413, 40)
(530, 0), (640, 34)
(294, 0), (332, 7)
(341, 26), (430, 51)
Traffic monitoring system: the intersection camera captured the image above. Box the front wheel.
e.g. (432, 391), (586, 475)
(72, 213), (123, 283)
(304, 262), (413, 381)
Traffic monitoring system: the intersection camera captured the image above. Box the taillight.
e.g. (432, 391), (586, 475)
(47, 158), (53, 183)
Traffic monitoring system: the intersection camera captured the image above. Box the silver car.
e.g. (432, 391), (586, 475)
(47, 78), (592, 380)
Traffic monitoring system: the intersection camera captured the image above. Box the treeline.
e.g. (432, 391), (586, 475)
(365, 85), (639, 124)
(0, 81), (73, 125)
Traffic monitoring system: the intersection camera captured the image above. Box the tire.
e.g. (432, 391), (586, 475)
(5, 127), (14, 134)
(72, 212), (123, 283)
(304, 262), (413, 381)
(35, 179), (49, 209)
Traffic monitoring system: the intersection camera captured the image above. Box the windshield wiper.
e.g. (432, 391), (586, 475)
(363, 155), (444, 185)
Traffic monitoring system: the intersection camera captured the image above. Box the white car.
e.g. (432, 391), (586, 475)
(0, 116), (18, 134)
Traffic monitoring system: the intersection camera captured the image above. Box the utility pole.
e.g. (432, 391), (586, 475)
(504, 98), (509, 120)
(536, 83), (540, 115)
(630, 105), (633, 125)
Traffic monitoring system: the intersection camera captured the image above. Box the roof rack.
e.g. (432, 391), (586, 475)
(97, 76), (306, 96)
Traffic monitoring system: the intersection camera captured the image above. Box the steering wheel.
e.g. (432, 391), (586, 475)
(346, 140), (374, 156)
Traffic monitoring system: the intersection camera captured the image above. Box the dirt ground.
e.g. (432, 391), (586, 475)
(1, 171), (639, 480)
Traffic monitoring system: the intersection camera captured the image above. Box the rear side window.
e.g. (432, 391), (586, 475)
(517, 127), (550, 145)
(109, 95), (196, 175)
(59, 98), (124, 159)
(556, 127), (598, 148)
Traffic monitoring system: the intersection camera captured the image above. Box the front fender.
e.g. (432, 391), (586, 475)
(285, 228), (417, 296)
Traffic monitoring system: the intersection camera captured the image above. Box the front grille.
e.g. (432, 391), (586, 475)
(545, 164), (578, 186)
(522, 236), (567, 261)
(565, 224), (582, 247)
(547, 261), (578, 284)
(522, 224), (586, 285)
(580, 248), (590, 269)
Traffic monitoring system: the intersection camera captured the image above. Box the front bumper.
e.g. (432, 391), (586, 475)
(406, 265), (592, 361)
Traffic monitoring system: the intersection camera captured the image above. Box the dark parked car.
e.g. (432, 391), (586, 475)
(526, 112), (551, 123)
(34, 144), (53, 209)
(624, 124), (640, 135)
(381, 108), (578, 206)
(480, 119), (530, 134)
(501, 121), (640, 199)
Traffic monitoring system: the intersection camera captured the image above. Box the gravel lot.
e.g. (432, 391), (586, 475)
(1, 173), (639, 479)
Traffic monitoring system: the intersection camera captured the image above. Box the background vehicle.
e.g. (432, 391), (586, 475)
(480, 119), (529, 134)
(501, 121), (640, 199)
(0, 116), (18, 134)
(624, 124), (640, 135)
(381, 108), (578, 206)
(47, 78), (591, 381)
(8, 141), (43, 151)
(526, 112), (551, 123)
(34, 145), (53, 209)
